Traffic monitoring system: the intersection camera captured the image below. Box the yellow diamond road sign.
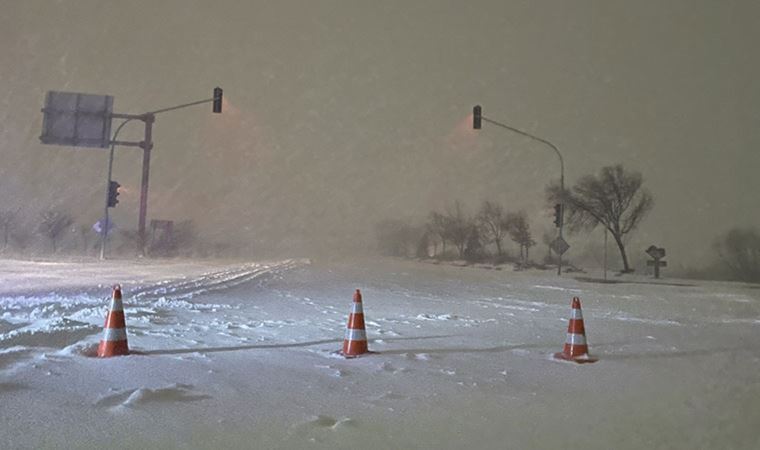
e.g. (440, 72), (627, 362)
(550, 237), (570, 256)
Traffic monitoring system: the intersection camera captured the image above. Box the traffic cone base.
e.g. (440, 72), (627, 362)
(98, 339), (129, 357)
(553, 351), (598, 364)
(342, 329), (368, 355)
(98, 285), (130, 358)
(340, 289), (370, 358)
(554, 296), (597, 364)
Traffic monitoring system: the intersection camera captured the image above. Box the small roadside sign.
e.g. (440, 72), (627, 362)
(646, 245), (666, 260)
(647, 260), (667, 267)
(550, 236), (570, 256)
(645, 245), (667, 278)
(93, 218), (115, 234)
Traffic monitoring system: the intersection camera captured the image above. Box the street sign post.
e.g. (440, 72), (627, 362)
(550, 236), (570, 256)
(92, 218), (115, 234)
(645, 245), (667, 278)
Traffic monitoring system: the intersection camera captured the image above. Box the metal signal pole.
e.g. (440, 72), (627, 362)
(472, 106), (567, 275)
(105, 89), (223, 257)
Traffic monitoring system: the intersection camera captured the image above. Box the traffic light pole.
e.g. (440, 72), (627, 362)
(103, 90), (222, 258)
(138, 114), (154, 255)
(100, 118), (134, 260)
(476, 114), (566, 275)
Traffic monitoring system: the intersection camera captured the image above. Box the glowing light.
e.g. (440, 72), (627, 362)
(446, 113), (479, 151)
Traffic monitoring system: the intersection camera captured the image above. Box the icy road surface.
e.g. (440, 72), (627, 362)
(1, 258), (759, 449)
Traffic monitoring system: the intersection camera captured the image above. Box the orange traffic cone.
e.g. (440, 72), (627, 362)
(341, 289), (369, 358)
(97, 285), (129, 357)
(554, 297), (598, 364)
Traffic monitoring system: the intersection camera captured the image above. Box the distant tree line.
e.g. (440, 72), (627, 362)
(376, 161), (759, 283)
(675, 227), (760, 284)
(376, 200), (540, 267)
(0, 208), (203, 258)
(0, 208), (72, 255)
(713, 227), (760, 283)
(378, 164), (658, 273)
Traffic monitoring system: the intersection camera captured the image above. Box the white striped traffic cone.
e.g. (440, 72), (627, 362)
(341, 289), (369, 357)
(554, 297), (597, 364)
(97, 285), (129, 357)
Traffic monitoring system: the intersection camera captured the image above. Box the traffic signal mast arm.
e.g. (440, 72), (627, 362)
(472, 105), (567, 275)
(109, 87), (223, 122)
(479, 115), (564, 192)
(100, 88), (223, 259)
(473, 107), (565, 230)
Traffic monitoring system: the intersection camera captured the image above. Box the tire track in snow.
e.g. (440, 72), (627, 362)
(0, 260), (308, 350)
(129, 259), (306, 303)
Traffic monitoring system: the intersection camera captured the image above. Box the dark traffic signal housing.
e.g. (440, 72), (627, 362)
(212, 87), (223, 113)
(553, 203), (563, 228)
(473, 105), (482, 129)
(108, 181), (121, 207)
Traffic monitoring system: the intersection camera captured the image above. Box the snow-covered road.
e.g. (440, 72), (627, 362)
(1, 258), (759, 449)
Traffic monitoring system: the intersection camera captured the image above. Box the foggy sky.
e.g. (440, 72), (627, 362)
(1, 0), (759, 269)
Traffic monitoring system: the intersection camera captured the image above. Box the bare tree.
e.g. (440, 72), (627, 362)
(428, 211), (451, 257)
(505, 211), (535, 264)
(0, 209), (19, 251)
(477, 201), (509, 256)
(714, 227), (760, 282)
(37, 211), (73, 253)
(547, 164), (653, 273)
(11, 228), (33, 254)
(77, 224), (93, 255)
(375, 219), (421, 257)
(117, 229), (141, 256)
(464, 226), (485, 262)
(416, 230), (432, 258)
(443, 202), (474, 259)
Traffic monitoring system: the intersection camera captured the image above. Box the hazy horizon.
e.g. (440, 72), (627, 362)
(2, 0), (759, 272)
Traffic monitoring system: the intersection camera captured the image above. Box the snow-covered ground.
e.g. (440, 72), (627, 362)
(1, 257), (759, 449)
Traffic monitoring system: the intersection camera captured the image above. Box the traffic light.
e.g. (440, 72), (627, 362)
(212, 87), (223, 113)
(108, 181), (120, 207)
(553, 203), (563, 228)
(473, 105), (482, 129)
